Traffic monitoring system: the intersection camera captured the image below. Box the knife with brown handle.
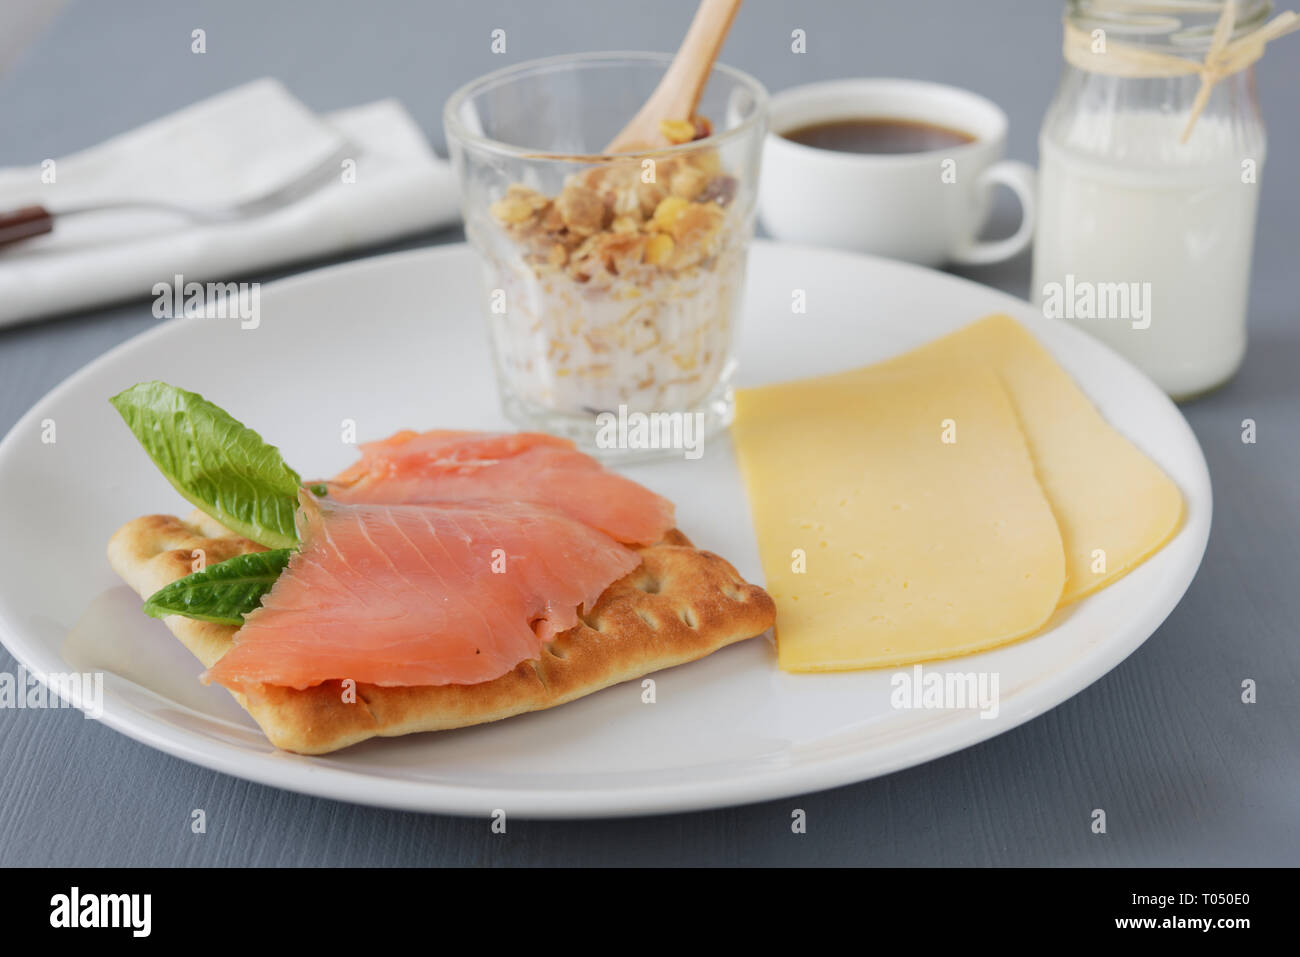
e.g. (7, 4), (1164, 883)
(0, 205), (54, 246)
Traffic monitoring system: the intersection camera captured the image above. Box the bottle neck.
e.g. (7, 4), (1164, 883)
(1044, 66), (1264, 167)
(1067, 0), (1274, 57)
(1050, 0), (1269, 159)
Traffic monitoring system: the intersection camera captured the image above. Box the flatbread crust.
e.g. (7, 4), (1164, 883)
(107, 510), (775, 754)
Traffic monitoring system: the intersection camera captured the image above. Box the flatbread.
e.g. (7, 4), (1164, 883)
(107, 510), (775, 754)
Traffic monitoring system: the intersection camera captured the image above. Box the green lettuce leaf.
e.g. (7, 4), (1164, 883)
(143, 549), (293, 626)
(110, 381), (302, 547)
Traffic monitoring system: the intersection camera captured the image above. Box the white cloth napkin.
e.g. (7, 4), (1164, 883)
(0, 79), (461, 327)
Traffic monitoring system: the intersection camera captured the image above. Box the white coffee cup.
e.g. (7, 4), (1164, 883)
(758, 79), (1035, 266)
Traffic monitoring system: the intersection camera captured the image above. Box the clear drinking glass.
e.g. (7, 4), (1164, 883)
(444, 52), (767, 458)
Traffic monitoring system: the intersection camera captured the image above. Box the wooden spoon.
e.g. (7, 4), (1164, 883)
(604, 0), (743, 154)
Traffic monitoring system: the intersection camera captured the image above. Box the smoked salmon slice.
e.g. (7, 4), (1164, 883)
(203, 491), (641, 691)
(326, 430), (675, 546)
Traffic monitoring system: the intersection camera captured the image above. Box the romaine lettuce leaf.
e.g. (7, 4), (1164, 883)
(143, 549), (293, 626)
(110, 381), (301, 547)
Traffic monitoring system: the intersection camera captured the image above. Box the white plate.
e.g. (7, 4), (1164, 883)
(0, 242), (1211, 818)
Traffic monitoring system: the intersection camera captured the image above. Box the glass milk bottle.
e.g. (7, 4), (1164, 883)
(1032, 0), (1288, 399)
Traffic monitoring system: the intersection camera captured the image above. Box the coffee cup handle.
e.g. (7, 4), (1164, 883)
(950, 160), (1036, 267)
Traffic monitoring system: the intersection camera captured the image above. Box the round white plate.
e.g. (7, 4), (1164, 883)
(0, 241), (1211, 818)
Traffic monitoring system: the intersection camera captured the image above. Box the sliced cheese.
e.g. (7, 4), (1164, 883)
(866, 315), (1184, 603)
(732, 364), (1066, 672)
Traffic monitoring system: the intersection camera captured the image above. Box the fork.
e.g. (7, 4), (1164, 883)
(0, 144), (353, 249)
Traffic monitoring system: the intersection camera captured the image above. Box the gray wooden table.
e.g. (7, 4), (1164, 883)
(1, 0), (1296, 866)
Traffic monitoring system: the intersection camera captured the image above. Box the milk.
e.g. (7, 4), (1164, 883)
(1032, 113), (1261, 398)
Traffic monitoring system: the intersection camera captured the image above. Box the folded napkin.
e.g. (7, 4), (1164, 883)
(0, 78), (461, 327)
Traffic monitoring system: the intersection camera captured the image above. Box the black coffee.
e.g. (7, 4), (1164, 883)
(781, 117), (976, 155)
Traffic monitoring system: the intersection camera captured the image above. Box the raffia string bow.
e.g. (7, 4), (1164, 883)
(1063, 0), (1300, 142)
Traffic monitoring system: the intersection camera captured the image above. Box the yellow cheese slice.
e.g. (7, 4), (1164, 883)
(866, 315), (1184, 603)
(732, 364), (1066, 672)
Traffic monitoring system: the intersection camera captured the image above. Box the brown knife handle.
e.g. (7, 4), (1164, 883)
(0, 205), (55, 247)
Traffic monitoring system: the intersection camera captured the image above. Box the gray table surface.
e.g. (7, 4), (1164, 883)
(1, 0), (1297, 867)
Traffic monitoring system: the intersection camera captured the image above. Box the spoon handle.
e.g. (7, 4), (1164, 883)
(605, 0), (744, 153)
(659, 0), (743, 113)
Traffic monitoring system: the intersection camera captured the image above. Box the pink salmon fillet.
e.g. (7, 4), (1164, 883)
(326, 430), (675, 546)
(204, 490), (640, 691)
